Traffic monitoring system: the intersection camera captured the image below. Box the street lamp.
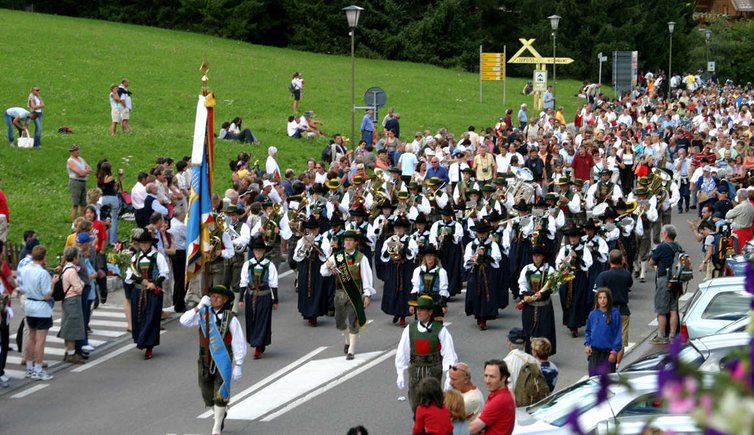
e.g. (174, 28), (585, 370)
(702, 28), (712, 77)
(548, 14), (561, 98)
(668, 21), (675, 93)
(344, 5), (364, 148)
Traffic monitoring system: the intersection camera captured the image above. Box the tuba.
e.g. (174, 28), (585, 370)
(209, 214), (228, 261)
(368, 174), (388, 219)
(511, 168), (536, 204)
(649, 168), (672, 202)
(386, 235), (405, 262)
(262, 203), (282, 247)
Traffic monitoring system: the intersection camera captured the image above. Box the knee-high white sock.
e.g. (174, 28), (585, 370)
(348, 333), (358, 355)
(640, 261), (646, 278)
(212, 405), (226, 434)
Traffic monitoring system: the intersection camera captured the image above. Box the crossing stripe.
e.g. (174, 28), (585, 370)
(11, 383), (49, 399)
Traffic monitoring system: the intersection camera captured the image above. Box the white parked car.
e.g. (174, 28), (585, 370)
(514, 371), (668, 434)
(680, 277), (751, 341)
(595, 414), (701, 434)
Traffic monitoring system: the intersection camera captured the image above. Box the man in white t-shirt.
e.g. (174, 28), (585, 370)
(449, 362), (486, 421)
(397, 149), (418, 184)
(502, 327), (538, 398)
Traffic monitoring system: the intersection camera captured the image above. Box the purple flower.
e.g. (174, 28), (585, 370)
(745, 263), (754, 308)
(750, 337), (754, 388)
(565, 408), (584, 435)
(705, 428), (728, 435)
(594, 361), (613, 404)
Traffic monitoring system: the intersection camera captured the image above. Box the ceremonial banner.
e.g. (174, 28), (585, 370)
(186, 94), (216, 281)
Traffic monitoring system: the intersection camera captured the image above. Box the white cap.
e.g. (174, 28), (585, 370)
(263, 180), (276, 188)
(703, 165), (711, 172)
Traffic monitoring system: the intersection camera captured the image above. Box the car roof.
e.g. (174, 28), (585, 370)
(605, 371), (659, 393)
(697, 276), (745, 292)
(692, 332), (751, 350)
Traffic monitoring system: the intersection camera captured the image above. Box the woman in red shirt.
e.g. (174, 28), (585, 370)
(84, 205), (107, 253)
(412, 377), (453, 435)
(634, 154), (654, 179)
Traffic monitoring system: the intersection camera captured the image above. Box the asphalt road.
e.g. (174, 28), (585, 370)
(0, 211), (706, 434)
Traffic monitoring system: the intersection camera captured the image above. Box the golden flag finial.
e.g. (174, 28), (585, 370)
(200, 57), (209, 95)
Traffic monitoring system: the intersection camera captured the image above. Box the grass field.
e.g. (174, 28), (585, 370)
(0, 9), (594, 253)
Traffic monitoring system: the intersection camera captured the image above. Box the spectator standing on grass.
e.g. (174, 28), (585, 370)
(118, 78), (132, 133)
(291, 72), (304, 113)
(67, 144), (92, 223)
(361, 108), (375, 145)
(0, 185), (8, 243)
(97, 161), (121, 245)
(469, 359), (516, 435)
(109, 84), (125, 135)
(19, 245), (55, 380)
(584, 288), (622, 376)
(27, 85), (44, 147)
(4, 106), (37, 145)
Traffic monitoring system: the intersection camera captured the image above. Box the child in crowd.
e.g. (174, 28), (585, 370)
(412, 377), (453, 435)
(443, 389), (469, 435)
(531, 337), (558, 393)
(584, 288), (622, 376)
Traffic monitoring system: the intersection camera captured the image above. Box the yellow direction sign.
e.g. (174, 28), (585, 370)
(507, 38), (573, 65)
(481, 52), (505, 81)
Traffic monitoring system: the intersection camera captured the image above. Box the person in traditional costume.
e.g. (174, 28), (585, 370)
(250, 200), (292, 266)
(463, 220), (502, 331)
(556, 224), (593, 337)
(345, 206), (375, 260)
(380, 217), (418, 326)
(582, 218), (609, 293)
(410, 213), (432, 255)
(395, 295), (458, 414)
(293, 217), (329, 326)
(373, 200), (396, 281)
(240, 238), (279, 359)
(410, 245), (449, 321)
(179, 286), (247, 435)
(481, 210), (509, 310)
(517, 244), (557, 356)
(322, 213), (346, 316)
(125, 228), (169, 359)
(407, 180), (432, 217)
(586, 168), (623, 210)
(503, 200), (535, 299)
(429, 205), (464, 297)
(222, 205), (250, 313)
(320, 229), (376, 360)
(627, 186), (658, 282)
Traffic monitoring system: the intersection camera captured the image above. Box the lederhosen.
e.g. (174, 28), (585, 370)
(197, 309), (234, 407)
(334, 250), (365, 334)
(407, 321), (444, 413)
(521, 265), (557, 356)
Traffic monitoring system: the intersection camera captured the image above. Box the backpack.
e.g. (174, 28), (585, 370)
(321, 142), (332, 163)
(52, 266), (74, 302)
(288, 82), (296, 95)
(667, 243), (693, 284)
(514, 358), (550, 406)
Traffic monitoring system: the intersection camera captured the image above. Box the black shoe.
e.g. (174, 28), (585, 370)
(346, 353), (354, 360)
(690, 205), (697, 210)
(392, 315), (399, 324)
(77, 351), (90, 360)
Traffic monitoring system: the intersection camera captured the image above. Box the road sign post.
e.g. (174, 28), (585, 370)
(507, 38), (574, 111)
(707, 61), (715, 72)
(479, 49), (506, 104)
(533, 70), (547, 92)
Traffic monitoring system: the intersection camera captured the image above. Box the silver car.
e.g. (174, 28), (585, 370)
(680, 276), (751, 341)
(514, 371), (669, 434)
(622, 332), (751, 373)
(595, 414), (701, 434)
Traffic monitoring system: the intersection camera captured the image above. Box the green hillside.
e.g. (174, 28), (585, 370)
(0, 9), (591, 251)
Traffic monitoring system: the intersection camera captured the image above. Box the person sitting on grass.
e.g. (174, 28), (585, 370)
(219, 117), (259, 144)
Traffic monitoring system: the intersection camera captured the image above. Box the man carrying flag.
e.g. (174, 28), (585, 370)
(320, 229), (375, 360)
(180, 285), (246, 435)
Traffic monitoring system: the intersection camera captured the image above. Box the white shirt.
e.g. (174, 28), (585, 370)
(179, 308), (247, 366)
(395, 321), (458, 380)
(266, 156), (281, 179)
(503, 349), (538, 393)
(239, 257), (279, 288)
(168, 217), (187, 250)
(411, 265), (450, 298)
(131, 182), (147, 210)
(319, 249), (376, 297)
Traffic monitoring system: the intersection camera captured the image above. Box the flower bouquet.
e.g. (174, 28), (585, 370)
(517, 261), (575, 310)
(105, 242), (133, 277)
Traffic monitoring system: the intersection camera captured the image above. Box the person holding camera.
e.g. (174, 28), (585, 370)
(473, 145), (496, 183)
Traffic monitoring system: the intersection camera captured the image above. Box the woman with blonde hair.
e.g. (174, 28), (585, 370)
(443, 389), (469, 435)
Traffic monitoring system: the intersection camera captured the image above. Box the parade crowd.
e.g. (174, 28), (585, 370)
(3, 72), (754, 434)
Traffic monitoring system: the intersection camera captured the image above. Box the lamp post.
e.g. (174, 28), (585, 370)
(702, 28), (712, 78)
(548, 15), (561, 98)
(344, 5), (364, 148)
(668, 21), (675, 93)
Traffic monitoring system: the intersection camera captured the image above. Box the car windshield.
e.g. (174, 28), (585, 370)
(528, 378), (606, 427)
(678, 345), (705, 368)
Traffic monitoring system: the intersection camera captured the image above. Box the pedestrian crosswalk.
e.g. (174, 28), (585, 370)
(3, 303), (130, 380)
